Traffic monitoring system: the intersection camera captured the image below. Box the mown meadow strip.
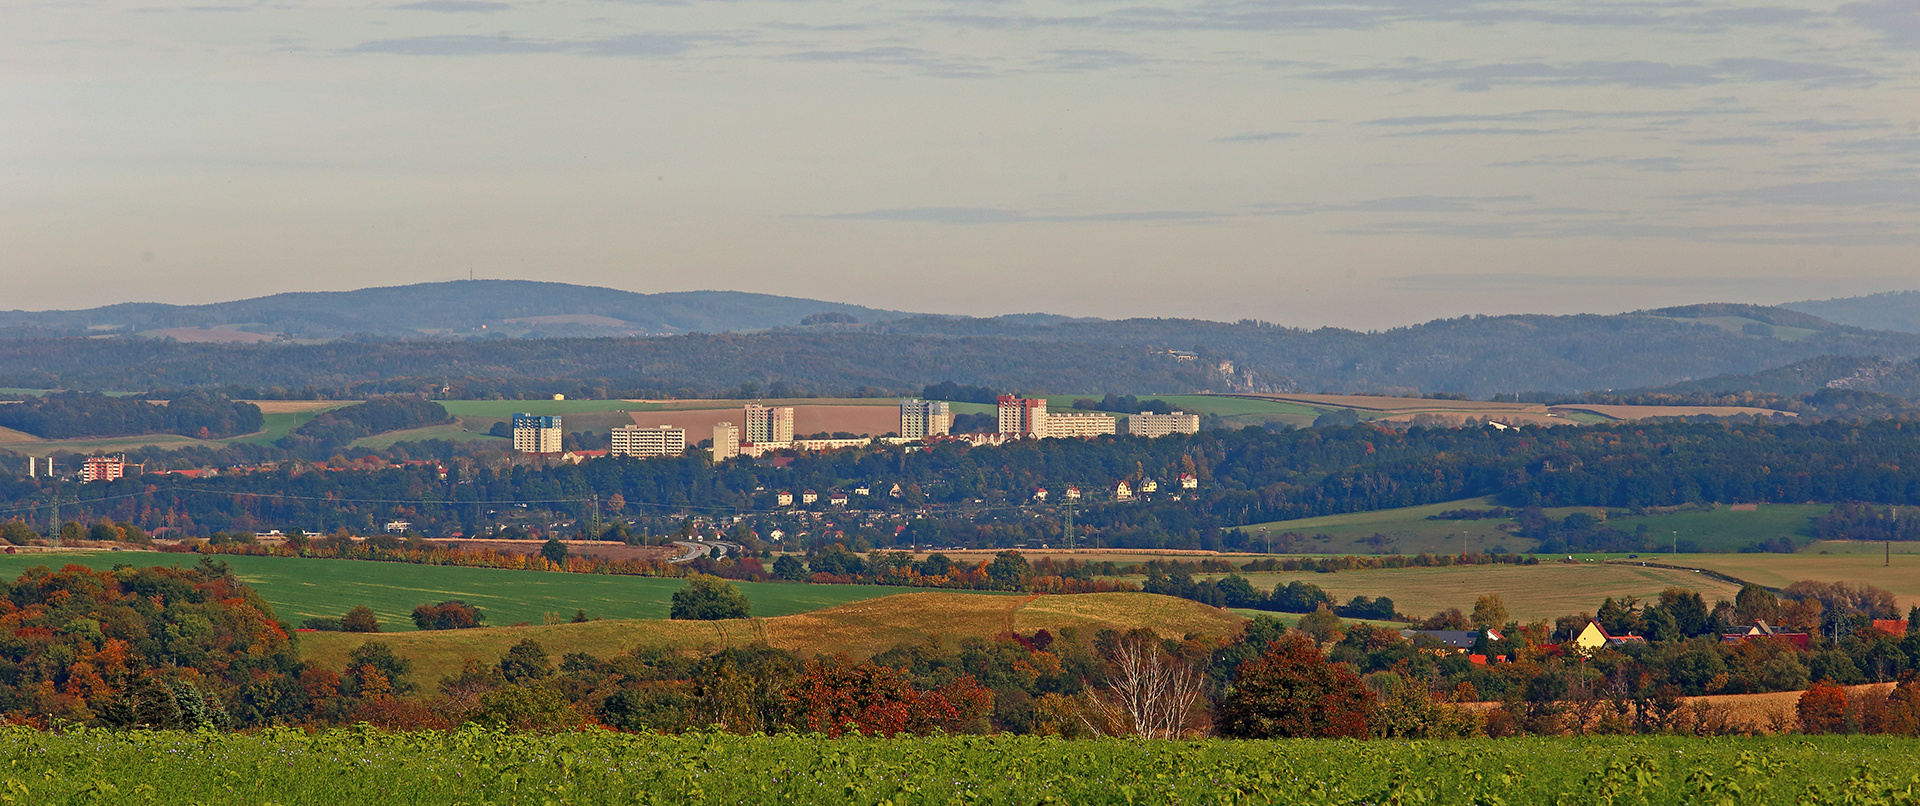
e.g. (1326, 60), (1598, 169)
(5, 727), (1919, 805)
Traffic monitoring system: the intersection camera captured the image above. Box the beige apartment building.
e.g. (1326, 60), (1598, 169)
(1046, 411), (1117, 438)
(744, 403), (795, 444)
(610, 424), (686, 458)
(1127, 411), (1201, 437)
(712, 422), (741, 460)
(899, 398), (951, 439)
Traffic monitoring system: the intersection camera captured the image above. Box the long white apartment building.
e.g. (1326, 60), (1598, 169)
(610, 424), (686, 458)
(1046, 411), (1117, 438)
(744, 403), (795, 444)
(899, 398), (951, 439)
(1127, 411), (1201, 437)
(712, 422), (741, 460)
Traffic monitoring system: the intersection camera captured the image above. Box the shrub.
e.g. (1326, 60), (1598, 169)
(670, 575), (751, 620)
(412, 600), (485, 630)
(341, 606), (381, 633)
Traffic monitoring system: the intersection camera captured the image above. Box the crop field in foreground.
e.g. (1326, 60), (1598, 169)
(8, 728), (1919, 805)
(1202, 562), (1745, 623)
(299, 591), (1239, 684)
(0, 552), (900, 631)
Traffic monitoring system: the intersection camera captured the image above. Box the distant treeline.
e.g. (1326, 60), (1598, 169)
(0, 392), (261, 440)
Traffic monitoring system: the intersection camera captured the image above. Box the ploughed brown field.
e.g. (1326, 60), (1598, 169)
(1551, 404), (1797, 420)
(628, 405), (901, 438)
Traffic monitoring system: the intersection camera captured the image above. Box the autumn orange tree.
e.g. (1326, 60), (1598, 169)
(1796, 680), (1849, 734)
(1216, 635), (1372, 738)
(782, 657), (990, 737)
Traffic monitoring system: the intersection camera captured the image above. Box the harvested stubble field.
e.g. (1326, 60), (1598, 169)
(300, 591), (1242, 685)
(1204, 563), (1744, 623)
(1672, 552), (1920, 610)
(10, 729), (1920, 805)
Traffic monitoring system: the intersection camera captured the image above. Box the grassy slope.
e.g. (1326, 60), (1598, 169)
(0, 552), (902, 631)
(1203, 563), (1743, 623)
(300, 591), (1244, 685)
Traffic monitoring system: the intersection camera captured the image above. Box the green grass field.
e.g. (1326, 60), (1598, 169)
(1240, 498), (1549, 555)
(9, 730), (1917, 805)
(0, 553), (899, 630)
(225, 404), (355, 447)
(351, 424), (507, 449)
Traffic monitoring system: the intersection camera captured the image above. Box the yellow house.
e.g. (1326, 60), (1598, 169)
(1572, 621), (1610, 655)
(1571, 621), (1647, 655)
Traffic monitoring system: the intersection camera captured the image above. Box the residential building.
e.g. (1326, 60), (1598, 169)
(996, 395), (1048, 439)
(1178, 473), (1199, 489)
(744, 404), (795, 444)
(1139, 479), (1158, 494)
(610, 424), (686, 458)
(793, 437), (870, 452)
(82, 455), (126, 483)
(1719, 620), (1811, 650)
(829, 492), (849, 506)
(1046, 411), (1117, 438)
(511, 414), (564, 454)
(776, 491), (794, 506)
(1571, 621), (1646, 655)
(1401, 628), (1504, 652)
(899, 398), (951, 439)
(801, 490), (818, 504)
(1114, 481), (1132, 501)
(712, 422), (741, 461)
(1127, 411), (1201, 438)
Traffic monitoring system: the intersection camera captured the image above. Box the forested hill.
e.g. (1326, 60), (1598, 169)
(0, 281), (918, 340)
(1784, 290), (1920, 334)
(1632, 355), (1920, 399)
(6, 305), (1920, 397)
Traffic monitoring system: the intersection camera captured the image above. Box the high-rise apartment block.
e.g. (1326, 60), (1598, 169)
(1127, 411), (1201, 438)
(82, 455), (126, 483)
(898, 398), (951, 439)
(996, 395), (1048, 439)
(712, 422), (741, 460)
(611, 424), (686, 458)
(511, 414), (564, 454)
(744, 404), (794, 444)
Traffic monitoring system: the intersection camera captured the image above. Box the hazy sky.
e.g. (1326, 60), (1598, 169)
(5, 0), (1917, 328)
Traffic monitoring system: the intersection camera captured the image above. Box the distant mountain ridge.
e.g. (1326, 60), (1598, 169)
(0, 281), (922, 340)
(1782, 291), (1920, 334)
(6, 282), (1920, 398)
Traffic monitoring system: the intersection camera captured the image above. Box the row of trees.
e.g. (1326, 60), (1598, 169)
(0, 391), (262, 440)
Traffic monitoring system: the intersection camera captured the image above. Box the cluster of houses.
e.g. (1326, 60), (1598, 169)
(1397, 617), (1833, 666)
